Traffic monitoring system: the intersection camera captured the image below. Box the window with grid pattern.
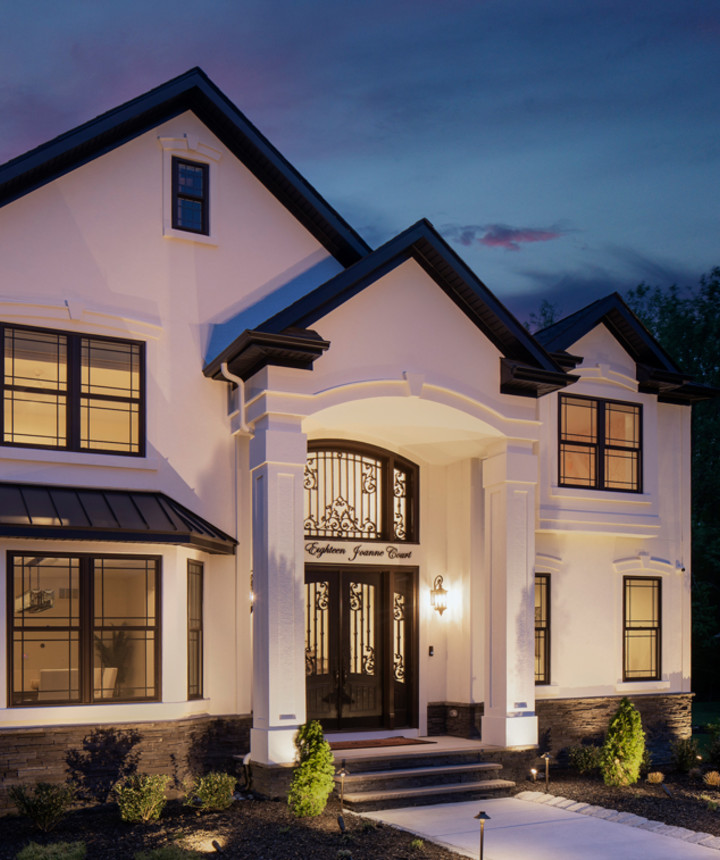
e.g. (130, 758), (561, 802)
(535, 574), (550, 684)
(172, 158), (209, 234)
(2, 324), (144, 455)
(559, 395), (641, 492)
(187, 561), (203, 700)
(10, 553), (160, 706)
(624, 576), (661, 681)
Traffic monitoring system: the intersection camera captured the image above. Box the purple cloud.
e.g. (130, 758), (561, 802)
(443, 223), (565, 252)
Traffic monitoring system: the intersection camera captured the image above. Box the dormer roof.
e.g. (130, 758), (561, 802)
(535, 293), (717, 404)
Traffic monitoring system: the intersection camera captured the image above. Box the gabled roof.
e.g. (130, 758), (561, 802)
(0, 483), (236, 555)
(0, 68), (369, 267)
(535, 293), (716, 404)
(204, 219), (574, 398)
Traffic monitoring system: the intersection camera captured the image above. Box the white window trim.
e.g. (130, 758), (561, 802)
(158, 135), (222, 246)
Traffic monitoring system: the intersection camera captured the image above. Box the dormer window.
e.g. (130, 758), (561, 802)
(172, 158), (209, 234)
(559, 394), (641, 492)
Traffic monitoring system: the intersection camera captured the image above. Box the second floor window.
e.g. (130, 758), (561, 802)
(172, 158), (209, 234)
(559, 395), (641, 492)
(2, 324), (144, 455)
(304, 442), (418, 542)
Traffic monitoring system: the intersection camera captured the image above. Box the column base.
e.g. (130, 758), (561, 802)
(481, 713), (538, 748)
(251, 726), (298, 765)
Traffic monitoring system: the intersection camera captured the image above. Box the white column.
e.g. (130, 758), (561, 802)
(249, 412), (307, 764)
(481, 447), (538, 748)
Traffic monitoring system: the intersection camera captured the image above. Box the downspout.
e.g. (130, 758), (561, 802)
(220, 362), (253, 437)
(218, 361), (254, 721)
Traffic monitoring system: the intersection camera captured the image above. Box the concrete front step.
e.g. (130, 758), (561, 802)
(341, 778), (515, 811)
(333, 750), (515, 810)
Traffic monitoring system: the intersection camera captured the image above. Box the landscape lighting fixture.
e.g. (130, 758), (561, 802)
(475, 810), (491, 859)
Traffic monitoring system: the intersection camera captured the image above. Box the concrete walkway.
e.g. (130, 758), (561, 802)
(362, 792), (720, 859)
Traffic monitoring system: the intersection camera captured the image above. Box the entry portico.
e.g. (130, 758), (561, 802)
(213, 226), (569, 764)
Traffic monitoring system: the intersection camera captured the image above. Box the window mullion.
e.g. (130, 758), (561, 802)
(596, 400), (605, 489)
(80, 557), (93, 703)
(67, 335), (81, 451)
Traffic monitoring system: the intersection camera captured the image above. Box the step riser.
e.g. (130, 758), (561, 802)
(343, 785), (510, 811)
(339, 769), (501, 792)
(333, 751), (488, 771)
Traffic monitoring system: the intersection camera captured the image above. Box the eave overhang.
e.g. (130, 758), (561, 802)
(203, 328), (331, 382)
(636, 365), (720, 404)
(500, 359), (579, 398)
(0, 483), (236, 555)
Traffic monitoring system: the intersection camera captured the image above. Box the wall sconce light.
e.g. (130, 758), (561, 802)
(430, 575), (448, 615)
(249, 572), (255, 614)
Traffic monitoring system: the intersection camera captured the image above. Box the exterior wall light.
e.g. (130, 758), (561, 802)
(430, 575), (448, 615)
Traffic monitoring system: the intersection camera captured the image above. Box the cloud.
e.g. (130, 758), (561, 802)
(442, 223), (565, 252)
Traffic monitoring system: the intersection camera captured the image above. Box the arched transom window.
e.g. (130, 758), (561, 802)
(304, 442), (418, 542)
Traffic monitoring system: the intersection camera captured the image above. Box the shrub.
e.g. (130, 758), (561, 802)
(646, 771), (665, 784)
(287, 720), (335, 818)
(66, 727), (141, 803)
(671, 737), (700, 773)
(184, 771), (237, 812)
(9, 783), (75, 832)
(600, 697), (645, 786)
(114, 773), (170, 823)
(16, 844), (86, 860)
(704, 771), (720, 787)
(568, 745), (602, 774)
(134, 848), (203, 860)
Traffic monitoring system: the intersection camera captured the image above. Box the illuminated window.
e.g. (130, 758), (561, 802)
(559, 395), (641, 491)
(9, 553), (160, 706)
(172, 158), (209, 234)
(2, 324), (144, 455)
(304, 442), (418, 542)
(624, 577), (660, 681)
(535, 574), (550, 684)
(187, 561), (203, 700)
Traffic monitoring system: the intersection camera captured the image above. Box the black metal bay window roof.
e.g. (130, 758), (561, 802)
(0, 483), (236, 555)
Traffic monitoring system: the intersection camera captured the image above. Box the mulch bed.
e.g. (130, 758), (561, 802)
(3, 769), (720, 858)
(0, 796), (463, 859)
(514, 767), (720, 837)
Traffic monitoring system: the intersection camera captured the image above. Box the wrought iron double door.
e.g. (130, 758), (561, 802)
(305, 566), (416, 730)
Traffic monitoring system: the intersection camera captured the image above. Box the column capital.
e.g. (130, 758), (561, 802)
(249, 413), (307, 471)
(483, 446), (538, 488)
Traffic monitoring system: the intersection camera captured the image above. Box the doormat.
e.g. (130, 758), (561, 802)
(328, 737), (436, 751)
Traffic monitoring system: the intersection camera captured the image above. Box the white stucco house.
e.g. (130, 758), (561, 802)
(0, 69), (711, 803)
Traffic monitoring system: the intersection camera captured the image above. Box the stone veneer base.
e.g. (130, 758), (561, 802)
(0, 713), (251, 814)
(428, 692), (693, 762)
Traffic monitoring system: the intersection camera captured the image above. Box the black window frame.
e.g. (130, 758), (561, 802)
(623, 575), (661, 682)
(304, 440), (419, 543)
(187, 560), (204, 700)
(7, 551), (161, 707)
(558, 394), (642, 493)
(534, 573), (550, 685)
(1, 323), (145, 456)
(172, 157), (210, 235)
